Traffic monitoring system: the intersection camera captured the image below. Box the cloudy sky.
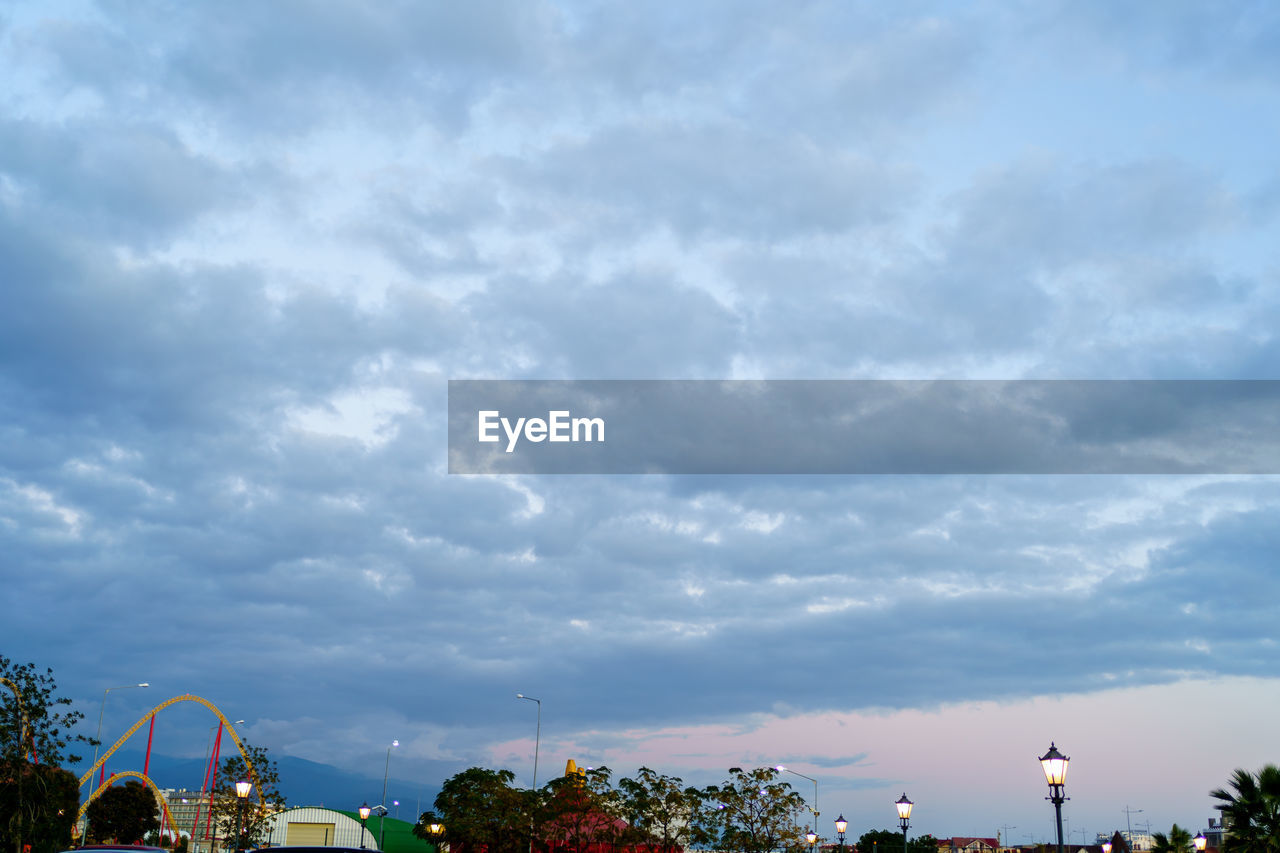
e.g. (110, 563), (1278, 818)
(4, 0), (1280, 843)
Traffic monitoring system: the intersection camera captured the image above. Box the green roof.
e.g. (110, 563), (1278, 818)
(333, 811), (438, 853)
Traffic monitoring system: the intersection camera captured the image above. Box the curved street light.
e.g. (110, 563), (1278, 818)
(776, 766), (819, 821)
(92, 683), (149, 784)
(379, 739), (399, 849)
(516, 694), (541, 788)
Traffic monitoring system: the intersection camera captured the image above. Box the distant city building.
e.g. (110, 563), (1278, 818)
(161, 788), (218, 851)
(939, 838), (999, 853)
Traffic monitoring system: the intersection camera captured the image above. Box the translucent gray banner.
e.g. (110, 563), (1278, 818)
(447, 380), (1280, 474)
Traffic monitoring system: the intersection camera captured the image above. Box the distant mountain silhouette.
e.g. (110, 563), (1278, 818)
(71, 749), (437, 816)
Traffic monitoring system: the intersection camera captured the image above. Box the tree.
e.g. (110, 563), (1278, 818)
(859, 829), (907, 853)
(697, 767), (807, 853)
(1, 656), (92, 853)
(1151, 825), (1195, 853)
(207, 744), (286, 851)
(617, 767), (703, 853)
(912, 835), (941, 853)
(415, 767), (535, 853)
(1211, 765), (1280, 853)
(538, 765), (625, 853)
(85, 780), (160, 844)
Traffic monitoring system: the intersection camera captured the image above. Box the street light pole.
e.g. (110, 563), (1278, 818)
(92, 682), (149, 784)
(380, 740), (399, 850)
(776, 766), (819, 824)
(516, 694), (541, 788)
(835, 815), (847, 852)
(897, 793), (914, 853)
(1039, 743), (1069, 853)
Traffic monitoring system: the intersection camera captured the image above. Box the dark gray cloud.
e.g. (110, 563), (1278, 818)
(1, 2), (1278, 831)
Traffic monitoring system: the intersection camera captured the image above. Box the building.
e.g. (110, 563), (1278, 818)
(939, 838), (999, 853)
(259, 806), (378, 849)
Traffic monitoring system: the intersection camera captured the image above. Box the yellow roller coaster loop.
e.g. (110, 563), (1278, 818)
(1, 676), (34, 760)
(78, 694), (259, 799)
(77, 770), (181, 837)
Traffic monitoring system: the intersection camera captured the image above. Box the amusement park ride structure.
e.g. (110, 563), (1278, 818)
(76, 694), (261, 848)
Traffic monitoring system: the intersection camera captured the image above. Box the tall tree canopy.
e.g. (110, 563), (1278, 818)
(1, 656), (91, 853)
(416, 767), (535, 853)
(208, 744), (286, 852)
(85, 780), (160, 844)
(1211, 765), (1280, 853)
(1151, 824), (1195, 853)
(617, 766), (703, 853)
(699, 767), (807, 853)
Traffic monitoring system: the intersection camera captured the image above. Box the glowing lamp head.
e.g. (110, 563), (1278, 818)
(807, 830), (818, 845)
(1102, 844), (1112, 853)
(235, 781), (251, 799)
(1039, 742), (1069, 786)
(1194, 835), (1207, 852)
(835, 815), (848, 835)
(359, 803), (371, 820)
(896, 793), (913, 821)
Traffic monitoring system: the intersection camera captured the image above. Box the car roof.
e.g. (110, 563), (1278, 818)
(247, 848), (371, 853)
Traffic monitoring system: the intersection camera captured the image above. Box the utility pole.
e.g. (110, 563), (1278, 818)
(1124, 807), (1143, 851)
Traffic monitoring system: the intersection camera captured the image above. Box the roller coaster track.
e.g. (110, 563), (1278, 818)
(78, 693), (259, 799)
(77, 770), (181, 836)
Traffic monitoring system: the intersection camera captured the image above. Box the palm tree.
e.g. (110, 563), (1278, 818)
(1151, 824), (1194, 853)
(1210, 764), (1280, 853)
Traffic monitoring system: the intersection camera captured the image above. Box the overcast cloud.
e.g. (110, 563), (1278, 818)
(3, 0), (1280, 840)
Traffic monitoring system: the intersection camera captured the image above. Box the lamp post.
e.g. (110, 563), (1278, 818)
(92, 682), (149, 783)
(516, 694), (541, 788)
(428, 821), (445, 853)
(835, 815), (847, 852)
(1039, 743), (1069, 853)
(896, 794), (913, 853)
(359, 803), (371, 849)
(776, 766), (819, 823)
(1194, 835), (1207, 853)
(379, 740), (399, 850)
(1102, 843), (1112, 853)
(234, 780), (251, 853)
(807, 828), (818, 853)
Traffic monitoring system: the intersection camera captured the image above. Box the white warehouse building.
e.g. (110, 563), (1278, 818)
(261, 806), (378, 848)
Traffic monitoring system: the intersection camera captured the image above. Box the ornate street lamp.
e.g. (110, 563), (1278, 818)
(1194, 835), (1207, 853)
(896, 794), (913, 853)
(234, 781), (251, 853)
(1102, 843), (1111, 853)
(835, 815), (848, 852)
(1038, 743), (1069, 853)
(807, 828), (819, 853)
(359, 803), (371, 849)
